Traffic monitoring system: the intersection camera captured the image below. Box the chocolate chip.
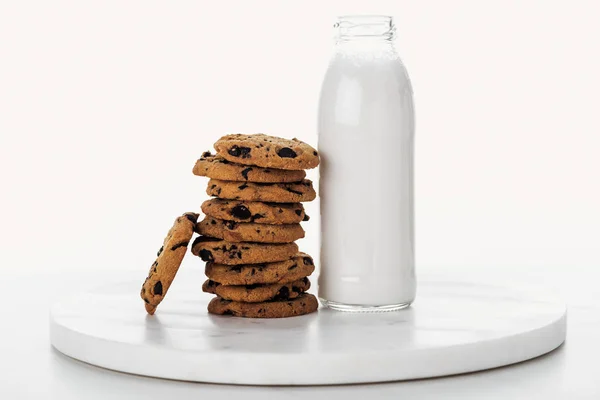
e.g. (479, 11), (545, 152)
(241, 246), (250, 250)
(154, 281), (163, 296)
(313, 151), (318, 156)
(201, 151), (212, 158)
(225, 221), (237, 230)
(241, 167), (253, 180)
(210, 184), (216, 189)
(228, 145), (241, 157)
(236, 251), (242, 259)
(185, 213), (198, 223)
(217, 159), (230, 164)
(199, 249), (214, 261)
(170, 241), (189, 251)
(229, 266), (242, 273)
(157, 246), (163, 257)
(207, 280), (218, 288)
(231, 205), (251, 220)
(303, 257), (313, 265)
(256, 229), (261, 233)
(277, 147), (297, 158)
(302, 277), (309, 284)
(240, 147), (251, 157)
(210, 219), (217, 225)
(250, 213), (264, 222)
(258, 308), (264, 313)
(143, 298), (150, 304)
(250, 268), (256, 276)
(222, 310), (235, 316)
(238, 183), (248, 190)
(285, 187), (303, 195)
(278, 208), (283, 213)
(303, 214), (310, 221)
(228, 145), (251, 158)
(295, 209), (302, 216)
(288, 264), (297, 270)
(273, 286), (290, 300)
(216, 188), (222, 196)
(152, 260), (158, 267)
(292, 286), (301, 293)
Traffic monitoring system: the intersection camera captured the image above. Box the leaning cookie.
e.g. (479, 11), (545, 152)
(214, 134), (320, 170)
(201, 199), (309, 224)
(208, 293), (319, 318)
(193, 151), (306, 183)
(202, 277), (310, 303)
(196, 216), (305, 243)
(140, 212), (199, 315)
(205, 253), (315, 285)
(191, 236), (298, 265)
(206, 179), (316, 203)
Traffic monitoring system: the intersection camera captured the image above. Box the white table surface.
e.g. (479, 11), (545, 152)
(3, 266), (599, 399)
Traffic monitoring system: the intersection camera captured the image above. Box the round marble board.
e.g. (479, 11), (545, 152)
(50, 270), (566, 385)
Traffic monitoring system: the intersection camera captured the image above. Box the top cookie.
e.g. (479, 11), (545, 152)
(193, 151), (306, 183)
(214, 134), (320, 170)
(140, 212), (199, 315)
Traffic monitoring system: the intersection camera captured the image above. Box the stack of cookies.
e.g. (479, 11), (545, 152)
(191, 134), (320, 318)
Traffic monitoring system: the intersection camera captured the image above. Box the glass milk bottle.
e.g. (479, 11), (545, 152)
(318, 16), (416, 311)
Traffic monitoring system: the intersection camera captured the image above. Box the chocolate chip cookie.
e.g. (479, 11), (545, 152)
(206, 179), (316, 203)
(205, 253), (315, 285)
(201, 199), (309, 224)
(214, 134), (320, 170)
(196, 216), (305, 243)
(208, 293), (319, 318)
(202, 277), (310, 303)
(191, 236), (298, 265)
(193, 151), (306, 183)
(140, 212), (199, 315)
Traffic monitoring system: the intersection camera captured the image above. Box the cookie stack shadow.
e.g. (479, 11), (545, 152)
(191, 134), (320, 318)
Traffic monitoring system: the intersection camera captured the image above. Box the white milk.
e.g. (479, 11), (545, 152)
(318, 19), (415, 310)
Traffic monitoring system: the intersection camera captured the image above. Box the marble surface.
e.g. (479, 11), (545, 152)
(50, 269), (566, 385)
(2, 267), (598, 398)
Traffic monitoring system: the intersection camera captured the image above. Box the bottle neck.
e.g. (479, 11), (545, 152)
(334, 15), (396, 43)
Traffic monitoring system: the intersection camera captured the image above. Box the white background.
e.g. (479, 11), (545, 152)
(1, 0), (599, 278)
(0, 1), (599, 398)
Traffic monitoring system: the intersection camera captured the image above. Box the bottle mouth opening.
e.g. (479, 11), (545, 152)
(335, 15), (396, 41)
